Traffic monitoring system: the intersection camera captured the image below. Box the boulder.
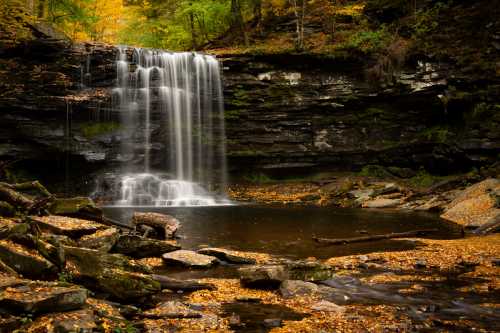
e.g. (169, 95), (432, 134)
(48, 197), (103, 220)
(0, 281), (87, 314)
(0, 240), (57, 279)
(239, 265), (289, 289)
(132, 212), (180, 239)
(362, 198), (401, 208)
(78, 227), (120, 252)
(279, 280), (319, 298)
(64, 246), (151, 275)
(441, 178), (500, 227)
(113, 234), (180, 258)
(26, 309), (96, 333)
(95, 268), (161, 300)
(30, 215), (104, 238)
(140, 301), (202, 319)
(197, 247), (256, 264)
(162, 250), (218, 268)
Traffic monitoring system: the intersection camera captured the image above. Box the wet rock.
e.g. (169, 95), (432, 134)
(151, 274), (216, 291)
(140, 301), (202, 319)
(263, 318), (282, 328)
(348, 189), (374, 203)
(373, 183), (400, 196)
(239, 265), (288, 289)
(162, 250), (218, 268)
(286, 260), (334, 281)
(0, 219), (29, 239)
(78, 227), (119, 252)
(26, 309), (96, 333)
(279, 280), (319, 298)
(48, 197), (103, 222)
(41, 233), (77, 247)
(362, 198), (401, 208)
(441, 178), (500, 228)
(31, 215), (104, 238)
(0, 281), (87, 314)
(415, 260), (427, 269)
(311, 300), (345, 313)
(0, 240), (57, 279)
(132, 212), (180, 239)
(113, 234), (180, 258)
(197, 247), (256, 264)
(96, 268), (161, 300)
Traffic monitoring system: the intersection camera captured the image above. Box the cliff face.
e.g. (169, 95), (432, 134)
(0, 28), (499, 192)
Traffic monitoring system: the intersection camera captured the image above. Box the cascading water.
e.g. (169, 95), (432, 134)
(112, 47), (229, 206)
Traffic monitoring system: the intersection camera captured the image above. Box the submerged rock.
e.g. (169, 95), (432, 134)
(31, 215), (104, 238)
(162, 250), (218, 268)
(280, 280), (319, 298)
(0, 281), (87, 314)
(113, 234), (180, 258)
(132, 212), (180, 239)
(239, 265), (288, 289)
(0, 240), (57, 279)
(197, 247), (256, 264)
(78, 227), (120, 252)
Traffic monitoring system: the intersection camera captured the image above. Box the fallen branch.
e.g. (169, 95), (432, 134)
(313, 229), (437, 245)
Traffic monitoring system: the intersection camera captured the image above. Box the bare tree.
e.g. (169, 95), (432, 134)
(290, 0), (306, 51)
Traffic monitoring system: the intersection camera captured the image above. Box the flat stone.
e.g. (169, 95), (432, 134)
(311, 300), (345, 313)
(162, 250), (218, 268)
(197, 247), (256, 264)
(113, 235), (180, 258)
(132, 212), (180, 239)
(0, 281), (87, 314)
(26, 309), (96, 333)
(31, 215), (104, 238)
(0, 240), (57, 279)
(441, 179), (500, 227)
(239, 265), (289, 289)
(362, 198), (401, 208)
(78, 227), (119, 252)
(141, 301), (202, 319)
(280, 280), (319, 298)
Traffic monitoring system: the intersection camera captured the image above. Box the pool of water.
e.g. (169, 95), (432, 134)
(103, 205), (462, 259)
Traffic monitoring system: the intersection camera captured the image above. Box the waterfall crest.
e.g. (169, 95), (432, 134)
(112, 47), (228, 206)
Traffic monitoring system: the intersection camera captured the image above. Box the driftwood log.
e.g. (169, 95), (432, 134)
(313, 229), (437, 245)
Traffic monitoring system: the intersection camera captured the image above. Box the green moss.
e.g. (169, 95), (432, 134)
(225, 109), (242, 120)
(80, 122), (120, 138)
(408, 169), (445, 188)
(420, 126), (450, 143)
(243, 173), (273, 184)
(358, 165), (393, 178)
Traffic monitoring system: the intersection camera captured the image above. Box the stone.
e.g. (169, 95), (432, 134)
(78, 227), (120, 252)
(441, 179), (500, 227)
(279, 280), (319, 298)
(197, 247), (256, 264)
(141, 301), (202, 319)
(151, 274), (216, 291)
(311, 300), (345, 313)
(362, 198), (401, 208)
(0, 240), (57, 279)
(96, 268), (161, 300)
(113, 235), (180, 258)
(30, 215), (104, 238)
(348, 189), (374, 203)
(0, 314), (22, 333)
(263, 318), (282, 328)
(239, 265), (288, 289)
(48, 197), (102, 220)
(132, 212), (180, 239)
(26, 309), (96, 333)
(162, 250), (218, 268)
(0, 281), (87, 314)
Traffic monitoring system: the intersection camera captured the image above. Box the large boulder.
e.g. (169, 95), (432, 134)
(113, 234), (180, 258)
(31, 215), (105, 238)
(238, 265), (289, 289)
(0, 281), (87, 314)
(197, 247), (256, 264)
(132, 212), (180, 239)
(441, 178), (500, 228)
(162, 250), (218, 268)
(0, 240), (57, 279)
(78, 227), (120, 252)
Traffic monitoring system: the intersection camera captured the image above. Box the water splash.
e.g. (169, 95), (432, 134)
(111, 47), (228, 206)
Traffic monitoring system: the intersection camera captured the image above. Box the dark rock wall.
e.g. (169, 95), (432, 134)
(0, 35), (499, 192)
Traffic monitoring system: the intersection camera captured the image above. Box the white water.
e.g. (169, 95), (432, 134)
(112, 47), (228, 207)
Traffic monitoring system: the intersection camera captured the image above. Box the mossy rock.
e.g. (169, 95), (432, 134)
(48, 197), (100, 216)
(96, 268), (161, 300)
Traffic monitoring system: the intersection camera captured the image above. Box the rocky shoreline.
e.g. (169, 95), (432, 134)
(0, 176), (498, 332)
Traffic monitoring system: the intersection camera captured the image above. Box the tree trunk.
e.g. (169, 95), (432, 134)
(231, 0), (249, 46)
(37, 0), (46, 18)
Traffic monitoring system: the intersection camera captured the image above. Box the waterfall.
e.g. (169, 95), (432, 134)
(112, 47), (228, 207)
